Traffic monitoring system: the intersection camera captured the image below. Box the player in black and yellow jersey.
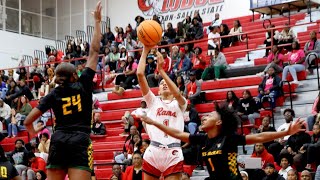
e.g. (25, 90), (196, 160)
(24, 2), (102, 180)
(0, 145), (20, 180)
(141, 103), (306, 180)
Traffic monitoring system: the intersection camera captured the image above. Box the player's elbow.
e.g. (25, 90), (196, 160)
(136, 70), (145, 77)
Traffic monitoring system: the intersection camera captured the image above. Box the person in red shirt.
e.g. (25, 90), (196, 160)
(184, 71), (201, 105)
(23, 152), (46, 180)
(123, 152), (144, 180)
(147, 48), (172, 87)
(251, 143), (275, 169)
(191, 47), (206, 80)
(109, 164), (123, 180)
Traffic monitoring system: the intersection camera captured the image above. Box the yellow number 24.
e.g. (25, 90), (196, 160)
(62, 94), (82, 115)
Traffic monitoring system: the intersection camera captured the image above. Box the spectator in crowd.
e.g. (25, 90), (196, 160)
(220, 24), (230, 48)
(257, 67), (282, 109)
(183, 16), (192, 34)
(191, 47), (206, 80)
(211, 13), (222, 27)
(36, 120), (50, 141)
(125, 24), (134, 39)
(175, 75), (186, 95)
(115, 28), (124, 46)
(307, 92), (320, 131)
(38, 133), (50, 154)
(103, 27), (115, 46)
(278, 153), (293, 179)
(193, 11), (203, 23)
(131, 100), (148, 133)
(114, 130), (140, 164)
(0, 77), (7, 97)
(304, 123), (320, 171)
(237, 90), (260, 125)
(0, 70), (8, 83)
(92, 113), (106, 135)
(257, 116), (276, 149)
(240, 171), (249, 180)
(221, 91), (239, 111)
(251, 143), (275, 169)
(140, 139), (150, 156)
(257, 45), (284, 77)
(184, 44), (194, 60)
(16, 67), (27, 82)
(145, 55), (156, 77)
(287, 169), (298, 180)
(110, 164), (123, 180)
(0, 99), (11, 131)
(184, 71), (201, 105)
(16, 96), (32, 119)
(171, 45), (180, 63)
(264, 24), (280, 57)
(74, 45), (84, 60)
(190, 18), (204, 40)
(184, 101), (200, 134)
(164, 23), (177, 44)
(207, 26), (221, 55)
(6, 80), (34, 102)
(282, 41), (305, 85)
(108, 46), (120, 71)
(119, 45), (127, 61)
(176, 22), (186, 43)
(304, 30), (320, 72)
(9, 139), (29, 175)
(278, 23), (296, 52)
(22, 152), (46, 180)
(301, 170), (312, 180)
(152, 15), (161, 24)
(201, 48), (228, 81)
(126, 36), (138, 58)
(0, 145), (20, 180)
(263, 163), (285, 180)
(229, 20), (243, 46)
(135, 16), (144, 29)
(170, 47), (192, 80)
(82, 41), (90, 56)
(36, 170), (47, 180)
(123, 151), (143, 180)
(66, 44), (75, 59)
(268, 109), (295, 162)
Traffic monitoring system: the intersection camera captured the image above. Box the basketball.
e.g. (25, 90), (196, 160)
(137, 20), (163, 46)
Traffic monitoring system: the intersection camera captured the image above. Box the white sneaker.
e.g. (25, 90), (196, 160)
(292, 81), (302, 86)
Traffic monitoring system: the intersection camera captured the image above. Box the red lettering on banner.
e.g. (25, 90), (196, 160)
(162, 0), (170, 13)
(209, 0), (224, 4)
(180, 0), (193, 10)
(169, 0), (180, 11)
(156, 108), (177, 117)
(195, 0), (206, 7)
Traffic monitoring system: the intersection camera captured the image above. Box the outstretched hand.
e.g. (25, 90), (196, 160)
(92, 1), (102, 23)
(287, 118), (306, 135)
(156, 51), (164, 70)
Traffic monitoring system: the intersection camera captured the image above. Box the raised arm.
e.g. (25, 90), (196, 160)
(157, 52), (186, 107)
(140, 115), (190, 143)
(137, 46), (152, 96)
(246, 118), (305, 145)
(86, 1), (102, 71)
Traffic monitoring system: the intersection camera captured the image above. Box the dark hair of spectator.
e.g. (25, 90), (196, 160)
(214, 102), (239, 135)
(27, 151), (36, 159)
(283, 108), (295, 117)
(226, 91), (239, 103)
(234, 20), (241, 27)
(278, 152), (293, 165)
(185, 16), (192, 24)
(126, 56), (135, 70)
(177, 22), (184, 37)
(130, 134), (142, 148)
(36, 170), (47, 180)
(133, 151), (142, 156)
(242, 89), (252, 99)
(15, 139), (24, 145)
(40, 133), (49, 140)
(142, 139), (150, 145)
(292, 41), (300, 50)
(221, 24), (229, 32)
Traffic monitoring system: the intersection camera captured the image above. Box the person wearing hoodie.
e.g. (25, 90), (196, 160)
(262, 163), (285, 180)
(22, 152), (46, 180)
(184, 71), (201, 105)
(251, 143), (274, 169)
(257, 67), (282, 109)
(237, 90), (260, 125)
(9, 139), (29, 176)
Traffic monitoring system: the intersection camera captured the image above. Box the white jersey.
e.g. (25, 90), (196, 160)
(144, 90), (187, 145)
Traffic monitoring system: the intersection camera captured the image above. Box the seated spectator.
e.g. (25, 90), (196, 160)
(92, 96), (102, 113)
(109, 164), (123, 180)
(263, 163), (285, 180)
(183, 16), (192, 34)
(145, 55), (156, 77)
(176, 22), (186, 43)
(119, 111), (134, 137)
(36, 120), (50, 141)
(251, 143), (275, 169)
(16, 96), (32, 119)
(9, 139), (29, 175)
(201, 48), (228, 81)
(4, 80), (19, 105)
(189, 18), (203, 40)
(164, 23), (177, 44)
(191, 47), (206, 79)
(38, 133), (50, 154)
(193, 11), (203, 23)
(22, 152), (46, 180)
(0, 77), (7, 98)
(92, 113), (106, 135)
(184, 101), (200, 134)
(119, 45), (127, 60)
(220, 24), (230, 48)
(170, 47), (192, 80)
(184, 71), (201, 105)
(175, 75), (185, 95)
(257, 67), (282, 109)
(240, 171), (249, 180)
(152, 14), (161, 24)
(170, 45), (180, 63)
(257, 45), (284, 77)
(278, 153), (293, 179)
(256, 116), (276, 149)
(229, 20), (243, 46)
(113, 56), (138, 96)
(287, 169), (298, 180)
(6, 80), (34, 102)
(221, 91), (239, 111)
(304, 123), (320, 171)
(102, 27), (115, 46)
(0, 144), (20, 179)
(237, 90), (260, 124)
(264, 24), (280, 57)
(123, 151), (143, 180)
(206, 13), (221, 35)
(35, 170), (47, 180)
(115, 29), (124, 47)
(115, 133), (141, 164)
(207, 26), (221, 55)
(126, 36), (138, 58)
(304, 30), (320, 72)
(0, 99), (11, 131)
(65, 44), (75, 60)
(278, 23), (296, 52)
(140, 139), (150, 156)
(300, 170), (312, 180)
(131, 100), (148, 133)
(184, 44), (194, 60)
(282, 41), (305, 85)
(0, 70), (8, 83)
(108, 46), (120, 71)
(125, 24), (134, 39)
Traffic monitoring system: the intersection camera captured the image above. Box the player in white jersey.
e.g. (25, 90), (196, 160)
(137, 46), (187, 180)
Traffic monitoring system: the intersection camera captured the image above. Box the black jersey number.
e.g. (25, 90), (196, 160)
(62, 94), (82, 115)
(0, 166), (7, 178)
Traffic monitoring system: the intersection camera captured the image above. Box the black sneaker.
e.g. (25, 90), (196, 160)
(193, 165), (205, 172)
